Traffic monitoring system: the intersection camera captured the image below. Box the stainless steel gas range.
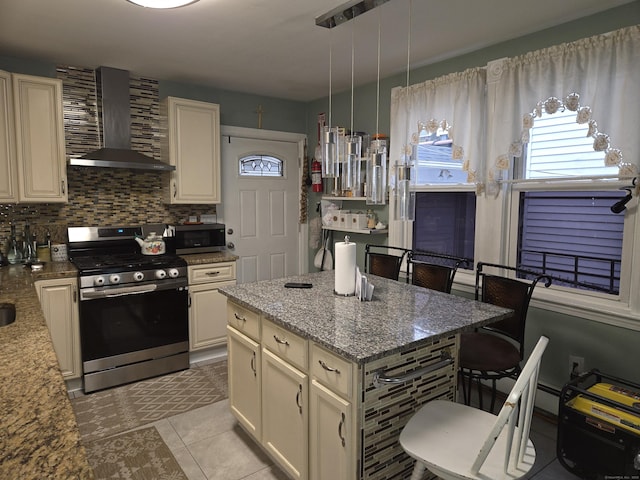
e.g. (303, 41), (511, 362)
(68, 225), (189, 393)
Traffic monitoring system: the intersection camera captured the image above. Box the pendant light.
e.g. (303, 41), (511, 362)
(366, 10), (387, 205)
(342, 11), (363, 197)
(392, 0), (415, 220)
(321, 32), (339, 179)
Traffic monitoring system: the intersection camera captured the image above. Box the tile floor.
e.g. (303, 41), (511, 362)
(72, 361), (581, 480)
(120, 388), (582, 480)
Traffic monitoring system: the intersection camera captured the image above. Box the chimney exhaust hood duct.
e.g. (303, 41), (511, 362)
(70, 67), (175, 171)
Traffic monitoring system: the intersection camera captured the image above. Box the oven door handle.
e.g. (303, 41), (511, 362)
(82, 284), (159, 299)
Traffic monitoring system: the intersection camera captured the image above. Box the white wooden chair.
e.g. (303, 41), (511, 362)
(400, 336), (549, 480)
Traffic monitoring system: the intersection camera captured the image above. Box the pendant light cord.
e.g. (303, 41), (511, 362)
(350, 12), (356, 136)
(406, 0), (411, 90)
(375, 10), (381, 136)
(328, 32), (333, 127)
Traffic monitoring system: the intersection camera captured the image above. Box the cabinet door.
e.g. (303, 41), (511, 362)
(0, 70), (17, 202)
(310, 380), (353, 480)
(12, 74), (67, 203)
(36, 279), (80, 379)
(163, 97), (220, 204)
(189, 279), (236, 351)
(227, 326), (261, 439)
(262, 348), (308, 480)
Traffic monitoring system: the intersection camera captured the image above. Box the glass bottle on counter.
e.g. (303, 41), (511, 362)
(23, 224), (37, 264)
(7, 224), (23, 265)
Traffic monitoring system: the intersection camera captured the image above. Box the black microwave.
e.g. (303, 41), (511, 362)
(171, 224), (226, 254)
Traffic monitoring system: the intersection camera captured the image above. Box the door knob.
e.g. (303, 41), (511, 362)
(227, 242), (235, 249)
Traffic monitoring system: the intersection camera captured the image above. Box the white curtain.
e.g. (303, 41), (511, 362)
(390, 67), (486, 184)
(487, 25), (640, 183)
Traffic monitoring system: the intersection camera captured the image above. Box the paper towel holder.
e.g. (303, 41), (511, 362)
(334, 235), (357, 296)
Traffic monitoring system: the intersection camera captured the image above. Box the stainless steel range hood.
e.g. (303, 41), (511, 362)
(69, 67), (175, 171)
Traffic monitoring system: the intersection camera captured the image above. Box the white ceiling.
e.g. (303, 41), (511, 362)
(0, 0), (634, 101)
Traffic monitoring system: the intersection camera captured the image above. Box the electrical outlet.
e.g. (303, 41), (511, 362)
(569, 355), (585, 379)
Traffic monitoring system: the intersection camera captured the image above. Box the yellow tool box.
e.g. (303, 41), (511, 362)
(558, 370), (640, 480)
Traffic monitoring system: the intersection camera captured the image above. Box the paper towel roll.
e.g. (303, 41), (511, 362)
(334, 239), (356, 295)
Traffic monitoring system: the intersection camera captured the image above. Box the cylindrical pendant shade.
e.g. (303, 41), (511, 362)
(342, 135), (362, 196)
(322, 126), (339, 178)
(366, 139), (387, 205)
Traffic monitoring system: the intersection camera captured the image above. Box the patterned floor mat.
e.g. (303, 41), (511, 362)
(72, 361), (228, 443)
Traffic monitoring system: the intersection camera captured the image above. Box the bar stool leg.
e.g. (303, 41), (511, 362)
(410, 461), (426, 480)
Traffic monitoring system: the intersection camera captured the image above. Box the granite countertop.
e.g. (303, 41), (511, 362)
(180, 250), (239, 265)
(0, 262), (93, 479)
(0, 251), (238, 478)
(220, 270), (512, 363)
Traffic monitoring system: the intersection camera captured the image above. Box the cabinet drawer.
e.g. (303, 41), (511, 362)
(262, 319), (308, 371)
(188, 262), (236, 284)
(311, 343), (353, 400)
(227, 302), (260, 341)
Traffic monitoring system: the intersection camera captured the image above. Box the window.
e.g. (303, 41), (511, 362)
(522, 108), (618, 179)
(514, 107), (627, 295)
(413, 192), (476, 262)
(239, 155), (283, 177)
(414, 125), (467, 185)
(517, 190), (625, 294)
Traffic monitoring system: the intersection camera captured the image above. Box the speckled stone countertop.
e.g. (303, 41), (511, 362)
(219, 271), (512, 363)
(0, 262), (93, 479)
(180, 250), (239, 265)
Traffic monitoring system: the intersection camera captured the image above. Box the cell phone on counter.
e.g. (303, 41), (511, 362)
(284, 282), (313, 289)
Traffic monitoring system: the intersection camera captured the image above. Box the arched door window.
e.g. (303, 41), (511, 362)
(239, 155), (284, 177)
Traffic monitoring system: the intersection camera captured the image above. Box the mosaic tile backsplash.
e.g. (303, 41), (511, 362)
(0, 66), (216, 250)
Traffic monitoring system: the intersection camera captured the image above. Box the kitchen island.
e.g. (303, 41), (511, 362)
(220, 271), (512, 480)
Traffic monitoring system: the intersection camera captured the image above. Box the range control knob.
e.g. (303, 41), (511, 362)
(133, 271), (144, 282)
(155, 269), (167, 279)
(167, 268), (180, 278)
(94, 276), (105, 286)
(109, 274), (121, 284)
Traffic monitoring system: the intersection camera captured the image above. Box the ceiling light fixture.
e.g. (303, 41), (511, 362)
(315, 0), (391, 29)
(126, 0), (199, 9)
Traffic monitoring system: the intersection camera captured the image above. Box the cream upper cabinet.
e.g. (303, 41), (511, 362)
(12, 73), (68, 203)
(35, 278), (81, 380)
(0, 70), (18, 201)
(161, 97), (221, 204)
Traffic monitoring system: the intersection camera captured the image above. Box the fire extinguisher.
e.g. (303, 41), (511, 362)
(312, 158), (322, 193)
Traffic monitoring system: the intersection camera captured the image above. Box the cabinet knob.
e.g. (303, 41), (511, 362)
(227, 228), (234, 235)
(227, 242), (235, 249)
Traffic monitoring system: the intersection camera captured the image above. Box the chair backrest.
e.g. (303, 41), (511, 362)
(408, 251), (471, 293)
(365, 244), (409, 281)
(470, 336), (549, 475)
(475, 262), (552, 359)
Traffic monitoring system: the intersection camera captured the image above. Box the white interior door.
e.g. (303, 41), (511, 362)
(220, 127), (306, 284)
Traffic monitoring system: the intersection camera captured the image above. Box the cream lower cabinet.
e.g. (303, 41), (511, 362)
(188, 262), (236, 351)
(262, 348), (308, 480)
(227, 325), (261, 439)
(35, 278), (81, 379)
(227, 301), (359, 480)
(309, 344), (356, 480)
